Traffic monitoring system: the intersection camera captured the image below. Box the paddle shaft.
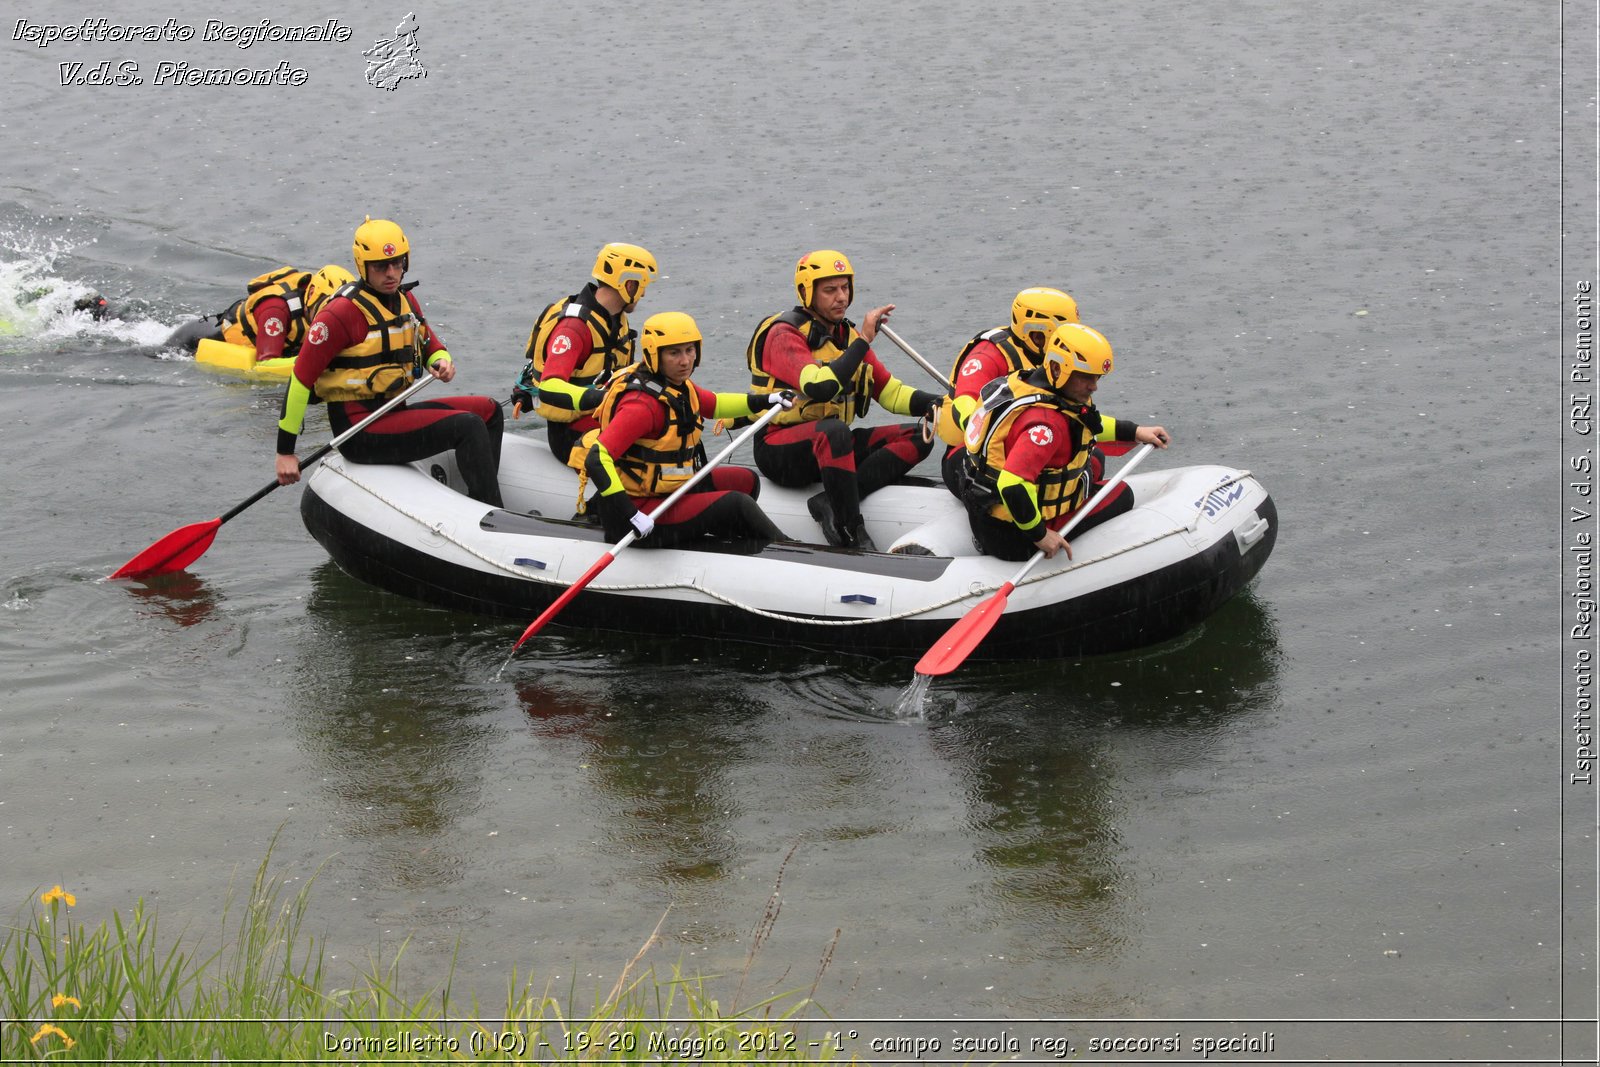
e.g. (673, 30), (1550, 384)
(224, 374), (437, 522)
(878, 324), (954, 394)
(111, 374), (437, 579)
(914, 442), (1157, 675)
(997, 442), (1158, 591)
(634, 401), (785, 519)
(513, 542), (630, 649)
(510, 402), (786, 652)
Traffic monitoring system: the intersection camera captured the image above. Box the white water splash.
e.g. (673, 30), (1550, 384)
(890, 671), (934, 720)
(0, 241), (176, 349)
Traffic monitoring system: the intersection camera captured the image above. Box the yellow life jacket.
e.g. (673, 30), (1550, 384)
(962, 371), (1098, 523)
(522, 284), (636, 423)
(949, 326), (1036, 385)
(312, 283), (424, 403)
(221, 266), (310, 353)
(745, 308), (872, 426)
(595, 363), (707, 496)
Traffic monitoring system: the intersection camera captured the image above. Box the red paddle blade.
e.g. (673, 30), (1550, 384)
(510, 602), (565, 653)
(914, 582), (1016, 677)
(110, 519), (223, 580)
(510, 552), (617, 653)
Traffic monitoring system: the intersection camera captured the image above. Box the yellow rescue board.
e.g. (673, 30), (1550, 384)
(195, 337), (294, 381)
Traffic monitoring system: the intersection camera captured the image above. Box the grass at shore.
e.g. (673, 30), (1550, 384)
(0, 850), (857, 1063)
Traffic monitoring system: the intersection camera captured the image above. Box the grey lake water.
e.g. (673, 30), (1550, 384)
(1, 1), (1593, 1062)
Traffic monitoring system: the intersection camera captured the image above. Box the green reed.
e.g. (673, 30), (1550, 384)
(0, 851), (856, 1063)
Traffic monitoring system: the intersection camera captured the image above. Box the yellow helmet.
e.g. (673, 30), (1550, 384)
(794, 249), (853, 308)
(1011, 287), (1079, 353)
(592, 243), (657, 305)
(305, 264), (355, 317)
(1041, 322), (1113, 391)
(352, 217), (410, 277)
(639, 311), (702, 374)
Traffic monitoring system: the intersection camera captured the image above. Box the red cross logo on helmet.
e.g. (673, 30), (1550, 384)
(833, 260), (847, 272)
(1101, 358), (1111, 373)
(382, 243), (397, 257)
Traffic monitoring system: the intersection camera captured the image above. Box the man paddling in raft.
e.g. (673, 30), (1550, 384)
(959, 322), (1170, 562)
(273, 218), (505, 507)
(511, 243), (658, 471)
(934, 287), (1082, 494)
(745, 250), (940, 552)
(583, 311), (792, 548)
(163, 263), (353, 362)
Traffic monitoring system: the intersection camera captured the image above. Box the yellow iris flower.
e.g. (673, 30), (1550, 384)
(30, 1023), (75, 1049)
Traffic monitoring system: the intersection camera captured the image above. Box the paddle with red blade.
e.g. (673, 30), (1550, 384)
(914, 442), (1156, 677)
(508, 402), (786, 655)
(110, 374), (436, 580)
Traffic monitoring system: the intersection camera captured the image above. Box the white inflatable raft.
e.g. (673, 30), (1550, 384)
(300, 433), (1276, 661)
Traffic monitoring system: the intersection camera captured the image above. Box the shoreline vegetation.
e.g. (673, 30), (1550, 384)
(1, 846), (857, 1063)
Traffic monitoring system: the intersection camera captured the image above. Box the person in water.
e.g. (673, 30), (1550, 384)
(272, 217), (505, 507)
(0, 286), (109, 334)
(584, 311), (791, 548)
(163, 263), (353, 362)
(74, 293), (109, 320)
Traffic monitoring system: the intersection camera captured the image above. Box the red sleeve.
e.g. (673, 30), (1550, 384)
(596, 393), (665, 457)
(1001, 408), (1076, 482)
(250, 295), (292, 361)
(756, 321), (820, 388)
(952, 340), (1009, 402)
(290, 297), (369, 390)
(692, 383), (719, 412)
(406, 291), (446, 357)
(542, 319), (594, 381)
(863, 348), (897, 399)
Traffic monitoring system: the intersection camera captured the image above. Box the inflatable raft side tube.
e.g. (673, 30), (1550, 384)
(984, 494), (1278, 656)
(302, 484), (1277, 661)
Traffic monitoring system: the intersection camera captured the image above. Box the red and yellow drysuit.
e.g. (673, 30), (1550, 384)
(961, 371), (1139, 561)
(220, 267), (311, 361)
(745, 307), (937, 545)
(276, 281), (504, 507)
(584, 366), (785, 548)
